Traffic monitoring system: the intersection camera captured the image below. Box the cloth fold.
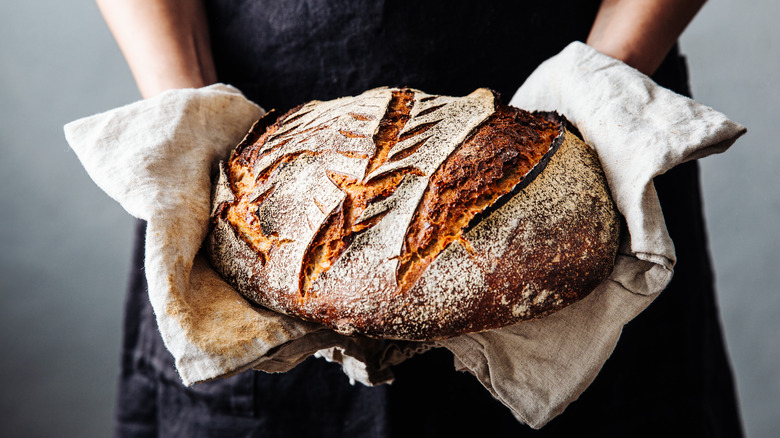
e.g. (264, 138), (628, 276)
(65, 43), (745, 429)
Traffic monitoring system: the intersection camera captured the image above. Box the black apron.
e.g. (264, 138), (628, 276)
(115, 1), (743, 436)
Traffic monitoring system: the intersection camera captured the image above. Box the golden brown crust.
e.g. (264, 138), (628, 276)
(398, 105), (559, 291)
(206, 88), (620, 340)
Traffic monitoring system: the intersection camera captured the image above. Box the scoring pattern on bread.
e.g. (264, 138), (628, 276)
(206, 87), (620, 340)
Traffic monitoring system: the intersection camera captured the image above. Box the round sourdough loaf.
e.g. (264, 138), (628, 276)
(206, 87), (620, 340)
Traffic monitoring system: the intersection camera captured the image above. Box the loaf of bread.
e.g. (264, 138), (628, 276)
(206, 87), (620, 341)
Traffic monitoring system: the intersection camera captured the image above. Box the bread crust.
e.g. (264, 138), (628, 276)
(206, 88), (620, 340)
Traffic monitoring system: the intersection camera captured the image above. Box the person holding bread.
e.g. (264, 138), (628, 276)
(96, 0), (743, 436)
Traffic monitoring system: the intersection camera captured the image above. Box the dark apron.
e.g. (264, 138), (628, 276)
(115, 1), (743, 436)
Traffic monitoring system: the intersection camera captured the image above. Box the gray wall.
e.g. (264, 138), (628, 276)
(682, 2), (780, 436)
(1, 0), (777, 436)
(1, 1), (138, 436)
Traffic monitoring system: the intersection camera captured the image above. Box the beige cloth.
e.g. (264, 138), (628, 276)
(65, 42), (745, 428)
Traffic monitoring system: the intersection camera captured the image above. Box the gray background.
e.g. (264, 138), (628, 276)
(1, 0), (777, 436)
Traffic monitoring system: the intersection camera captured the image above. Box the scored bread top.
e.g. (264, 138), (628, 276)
(207, 87), (620, 340)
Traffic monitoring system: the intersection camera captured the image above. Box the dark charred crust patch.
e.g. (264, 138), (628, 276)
(232, 109), (279, 158)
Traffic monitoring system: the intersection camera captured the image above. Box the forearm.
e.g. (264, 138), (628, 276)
(96, 0), (216, 98)
(587, 0), (706, 75)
